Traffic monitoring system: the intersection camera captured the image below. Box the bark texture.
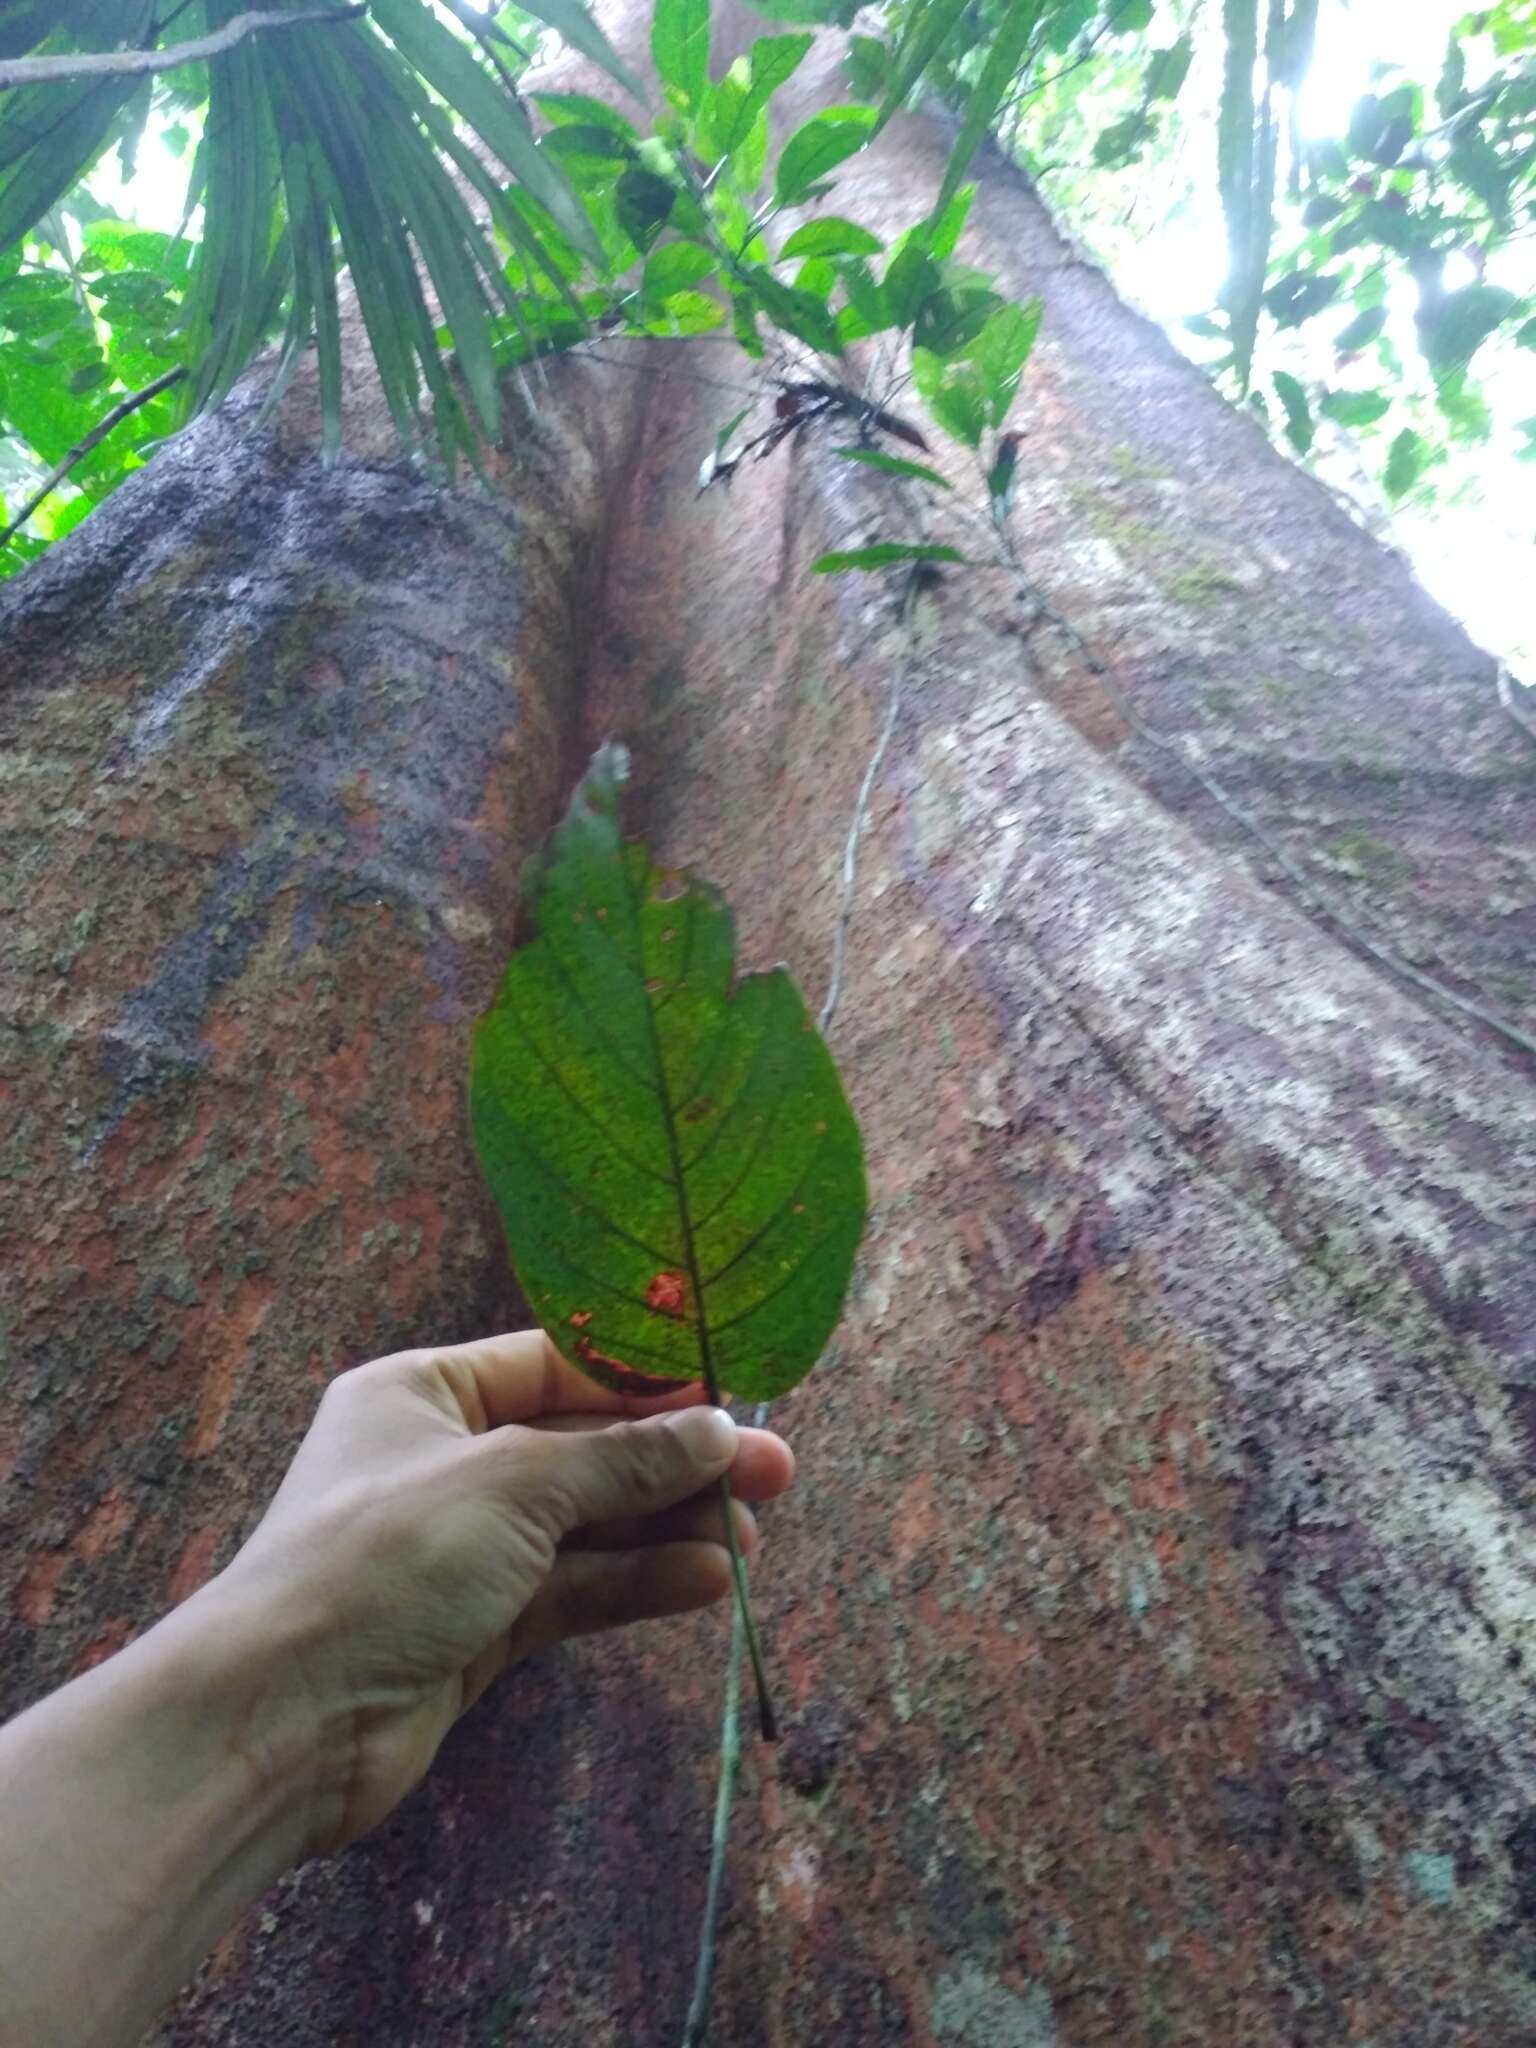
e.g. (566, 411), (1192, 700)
(3, 23), (1536, 2048)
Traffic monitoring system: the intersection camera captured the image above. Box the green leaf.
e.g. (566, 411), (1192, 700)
(839, 257), (890, 335)
(1384, 426), (1426, 498)
(877, 0), (969, 129)
(929, 182), (974, 260)
(1272, 369), (1313, 453)
(780, 217), (884, 259)
(911, 350), (988, 446)
(793, 256), (838, 300)
(1334, 304), (1388, 351)
(743, 263), (843, 353)
(1146, 36), (1194, 101)
(644, 242), (717, 305)
(832, 445), (952, 487)
(844, 33), (890, 101)
(1093, 112), (1155, 167)
(540, 125), (638, 173)
(367, 0), (603, 266)
(967, 298), (1042, 426)
(1421, 282), (1522, 373)
(533, 92), (641, 140)
(812, 542), (965, 571)
(931, 0), (1044, 216)
(1319, 388), (1391, 428)
(913, 285), (1000, 356)
(470, 745), (867, 1403)
(728, 33), (815, 154)
(615, 165), (678, 252)
(652, 0), (711, 112)
(1045, 0), (1096, 52)
(646, 288), (726, 334)
(1437, 33), (1467, 117)
(775, 106), (877, 204)
(883, 236), (941, 328)
(1265, 269), (1343, 328)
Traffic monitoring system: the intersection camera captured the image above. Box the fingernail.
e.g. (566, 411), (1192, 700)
(663, 1405), (738, 1465)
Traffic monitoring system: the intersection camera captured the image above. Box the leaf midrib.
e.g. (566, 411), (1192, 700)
(617, 842), (721, 1399)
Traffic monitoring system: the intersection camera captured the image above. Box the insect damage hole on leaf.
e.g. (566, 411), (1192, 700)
(469, 741), (868, 1740)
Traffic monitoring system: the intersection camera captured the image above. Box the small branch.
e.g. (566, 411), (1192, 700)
(716, 1474), (776, 1741)
(0, 6), (365, 90)
(0, 364), (186, 553)
(682, 1391), (769, 2048)
(680, 1574), (745, 2048)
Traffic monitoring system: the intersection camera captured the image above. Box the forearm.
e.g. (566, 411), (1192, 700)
(0, 1573), (339, 2048)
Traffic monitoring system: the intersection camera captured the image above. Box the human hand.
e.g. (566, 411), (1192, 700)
(217, 1331), (794, 1854)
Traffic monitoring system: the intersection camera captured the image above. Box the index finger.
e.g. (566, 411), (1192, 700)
(428, 1328), (710, 1432)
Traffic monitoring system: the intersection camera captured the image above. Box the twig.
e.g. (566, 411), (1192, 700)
(0, 6), (365, 89)
(679, 1526), (746, 2048)
(0, 365), (186, 552)
(715, 1476), (775, 1741)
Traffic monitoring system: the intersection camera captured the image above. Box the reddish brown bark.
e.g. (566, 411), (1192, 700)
(4, 26), (1536, 2048)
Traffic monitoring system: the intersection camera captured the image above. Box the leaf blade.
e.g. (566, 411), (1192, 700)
(471, 747), (867, 1402)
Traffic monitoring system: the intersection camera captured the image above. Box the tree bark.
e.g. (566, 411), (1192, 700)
(4, 24), (1536, 2048)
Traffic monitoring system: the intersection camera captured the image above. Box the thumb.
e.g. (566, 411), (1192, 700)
(518, 1406), (739, 1539)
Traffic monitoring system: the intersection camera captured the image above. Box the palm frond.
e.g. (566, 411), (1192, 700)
(0, 0), (626, 466)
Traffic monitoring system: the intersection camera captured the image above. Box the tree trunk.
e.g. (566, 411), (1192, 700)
(4, 25), (1536, 2048)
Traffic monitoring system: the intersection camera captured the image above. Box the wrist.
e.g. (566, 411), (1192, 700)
(0, 1562), (351, 2048)
(170, 1554), (357, 1864)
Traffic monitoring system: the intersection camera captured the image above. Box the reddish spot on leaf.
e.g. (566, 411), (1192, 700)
(575, 1334), (689, 1397)
(595, 906), (608, 922)
(645, 1270), (689, 1319)
(646, 977), (666, 995)
(654, 874), (688, 903)
(572, 910), (585, 922)
(660, 926), (677, 943)
(793, 1203), (806, 1215)
(684, 1096), (715, 1123)
(569, 1309), (594, 1328)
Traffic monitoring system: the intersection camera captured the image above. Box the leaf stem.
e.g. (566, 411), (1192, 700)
(0, 365), (187, 555)
(718, 1471), (776, 1742)
(679, 1594), (744, 2048)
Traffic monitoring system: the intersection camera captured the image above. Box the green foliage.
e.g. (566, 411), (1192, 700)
(774, 106), (877, 203)
(4, 0), (1528, 576)
(813, 540), (964, 570)
(1272, 369), (1312, 453)
(652, 0), (711, 113)
(470, 745), (867, 1404)
(832, 444), (951, 487)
